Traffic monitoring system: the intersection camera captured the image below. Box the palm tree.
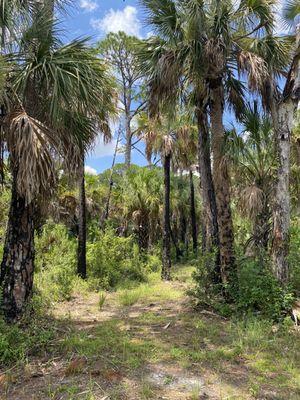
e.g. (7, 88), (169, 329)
(121, 166), (162, 251)
(138, 113), (175, 279)
(0, 2), (116, 320)
(139, 0), (274, 286)
(228, 104), (276, 252)
(245, 4), (300, 283)
(173, 114), (198, 254)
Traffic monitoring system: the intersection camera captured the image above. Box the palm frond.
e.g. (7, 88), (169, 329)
(140, 0), (180, 40)
(8, 110), (57, 203)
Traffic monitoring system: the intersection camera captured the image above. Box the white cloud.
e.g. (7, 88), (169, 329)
(90, 136), (120, 158)
(91, 6), (141, 37)
(80, 0), (98, 12)
(85, 165), (98, 175)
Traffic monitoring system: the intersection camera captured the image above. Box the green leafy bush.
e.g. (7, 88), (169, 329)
(35, 223), (77, 301)
(289, 218), (300, 294)
(191, 252), (294, 320)
(0, 295), (55, 365)
(87, 229), (147, 289)
(232, 257), (294, 319)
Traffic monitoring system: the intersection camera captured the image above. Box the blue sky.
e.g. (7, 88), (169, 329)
(61, 0), (287, 175)
(61, 0), (150, 174)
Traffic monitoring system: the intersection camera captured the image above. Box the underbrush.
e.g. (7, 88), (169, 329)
(191, 251), (295, 320)
(35, 223), (161, 302)
(86, 228), (148, 289)
(35, 223), (77, 302)
(0, 295), (56, 366)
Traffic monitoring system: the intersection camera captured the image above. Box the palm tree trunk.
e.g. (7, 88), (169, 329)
(189, 170), (198, 254)
(1, 165), (35, 322)
(209, 80), (235, 284)
(162, 153), (172, 280)
(196, 106), (221, 281)
(170, 224), (182, 261)
(77, 154), (87, 279)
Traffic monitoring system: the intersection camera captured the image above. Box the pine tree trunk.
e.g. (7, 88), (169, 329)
(269, 26), (300, 284)
(1, 166), (35, 322)
(270, 100), (294, 283)
(196, 106), (221, 281)
(77, 155), (87, 279)
(189, 170), (198, 254)
(125, 109), (132, 168)
(162, 154), (172, 280)
(209, 80), (235, 284)
(101, 126), (122, 229)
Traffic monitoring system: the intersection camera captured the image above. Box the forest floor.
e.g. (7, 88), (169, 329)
(1, 265), (300, 400)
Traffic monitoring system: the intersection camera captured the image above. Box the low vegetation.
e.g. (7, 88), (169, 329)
(0, 1), (300, 399)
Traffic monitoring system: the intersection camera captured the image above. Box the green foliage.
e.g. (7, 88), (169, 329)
(232, 257), (294, 320)
(98, 292), (106, 310)
(191, 252), (294, 320)
(118, 288), (142, 306)
(0, 297), (55, 365)
(87, 229), (147, 289)
(35, 223), (77, 302)
(289, 218), (300, 294)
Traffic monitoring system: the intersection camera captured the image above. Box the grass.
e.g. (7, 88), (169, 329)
(98, 291), (107, 310)
(1, 263), (300, 399)
(117, 269), (187, 307)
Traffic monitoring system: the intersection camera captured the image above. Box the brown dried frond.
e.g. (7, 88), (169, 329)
(149, 50), (181, 117)
(162, 134), (174, 156)
(238, 185), (264, 218)
(238, 51), (269, 91)
(7, 111), (57, 204)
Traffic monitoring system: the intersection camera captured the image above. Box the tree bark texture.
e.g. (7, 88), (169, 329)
(209, 80), (235, 284)
(196, 106), (221, 281)
(77, 155), (87, 279)
(162, 154), (172, 280)
(189, 170), (198, 254)
(270, 100), (294, 283)
(270, 26), (300, 284)
(1, 166), (35, 322)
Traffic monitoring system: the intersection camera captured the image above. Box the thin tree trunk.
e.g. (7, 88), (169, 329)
(162, 154), (172, 280)
(209, 80), (235, 284)
(189, 170), (198, 254)
(125, 114), (132, 168)
(101, 126), (122, 228)
(196, 106), (221, 282)
(170, 224), (182, 261)
(77, 154), (87, 279)
(1, 165), (35, 322)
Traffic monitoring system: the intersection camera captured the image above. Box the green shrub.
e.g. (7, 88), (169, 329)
(232, 257), (294, 320)
(191, 252), (294, 320)
(289, 218), (300, 294)
(0, 295), (55, 365)
(35, 223), (77, 302)
(87, 229), (147, 289)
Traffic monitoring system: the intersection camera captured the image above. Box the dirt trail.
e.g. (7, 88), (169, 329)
(0, 279), (219, 400)
(1, 275), (299, 399)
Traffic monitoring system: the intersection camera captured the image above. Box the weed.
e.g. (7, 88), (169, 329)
(98, 292), (107, 310)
